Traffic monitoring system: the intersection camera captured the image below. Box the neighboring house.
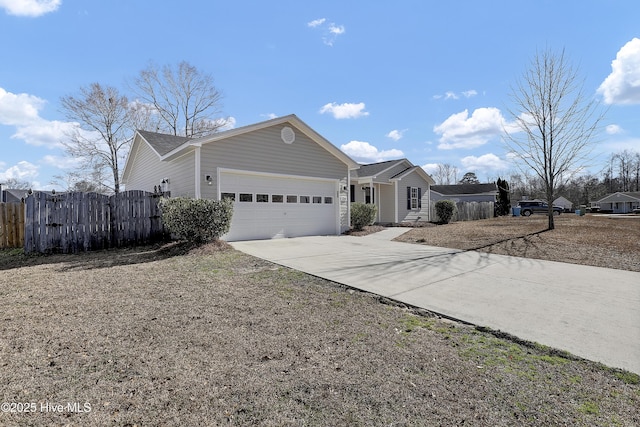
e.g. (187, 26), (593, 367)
(553, 196), (574, 212)
(350, 159), (435, 224)
(430, 183), (498, 203)
(0, 189), (57, 203)
(595, 192), (640, 214)
(1, 189), (30, 203)
(122, 115), (359, 241)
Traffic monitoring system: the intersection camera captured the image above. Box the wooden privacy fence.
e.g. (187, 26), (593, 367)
(24, 191), (166, 254)
(0, 202), (25, 249)
(429, 201), (495, 222)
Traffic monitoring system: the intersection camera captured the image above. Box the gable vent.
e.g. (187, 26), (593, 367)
(281, 126), (296, 144)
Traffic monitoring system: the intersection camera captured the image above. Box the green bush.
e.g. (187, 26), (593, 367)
(159, 197), (234, 243)
(435, 200), (457, 224)
(351, 202), (377, 231)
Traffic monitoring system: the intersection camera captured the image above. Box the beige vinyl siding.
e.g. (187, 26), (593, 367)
(396, 172), (430, 222)
(200, 125), (349, 200)
(166, 152), (196, 197)
(124, 140), (163, 192)
(378, 184), (395, 223)
(124, 140), (196, 197)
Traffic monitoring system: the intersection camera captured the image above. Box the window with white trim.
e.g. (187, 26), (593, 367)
(411, 187), (419, 209)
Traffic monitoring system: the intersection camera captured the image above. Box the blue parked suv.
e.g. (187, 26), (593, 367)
(518, 200), (563, 216)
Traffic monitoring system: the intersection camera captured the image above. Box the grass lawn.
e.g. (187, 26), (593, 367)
(0, 241), (638, 426)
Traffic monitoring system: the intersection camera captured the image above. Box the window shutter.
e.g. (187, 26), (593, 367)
(407, 187), (411, 209)
(418, 187), (422, 209)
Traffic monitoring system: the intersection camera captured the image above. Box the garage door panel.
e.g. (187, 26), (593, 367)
(220, 171), (337, 241)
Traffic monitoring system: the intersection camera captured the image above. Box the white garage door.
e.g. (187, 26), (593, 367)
(220, 171), (338, 241)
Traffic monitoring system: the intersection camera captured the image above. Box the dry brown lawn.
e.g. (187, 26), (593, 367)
(395, 214), (640, 272)
(0, 220), (639, 425)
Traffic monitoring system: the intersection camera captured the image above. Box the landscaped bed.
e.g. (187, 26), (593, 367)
(0, 238), (638, 425)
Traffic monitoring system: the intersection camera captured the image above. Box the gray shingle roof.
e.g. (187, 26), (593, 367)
(431, 183), (497, 195)
(138, 130), (192, 156)
(353, 159), (406, 178)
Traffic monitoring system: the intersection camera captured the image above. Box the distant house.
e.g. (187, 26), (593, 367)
(1, 189), (30, 203)
(1, 189), (61, 203)
(430, 183), (498, 203)
(553, 196), (574, 212)
(595, 192), (640, 214)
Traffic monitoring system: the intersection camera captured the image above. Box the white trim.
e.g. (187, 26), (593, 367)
(194, 145), (202, 199)
(394, 180), (398, 223)
(346, 171), (351, 231)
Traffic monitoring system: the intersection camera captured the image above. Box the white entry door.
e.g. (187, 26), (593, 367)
(220, 170), (338, 241)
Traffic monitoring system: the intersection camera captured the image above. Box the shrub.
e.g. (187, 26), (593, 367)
(435, 200), (457, 224)
(159, 197), (234, 243)
(351, 202), (377, 231)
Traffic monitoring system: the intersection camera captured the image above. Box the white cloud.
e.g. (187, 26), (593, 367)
(319, 102), (369, 119)
(340, 141), (403, 163)
(261, 113), (278, 120)
(421, 163), (440, 175)
(0, 160), (39, 181)
(606, 124), (623, 135)
(0, 87), (73, 148)
(433, 89), (478, 101)
(307, 18), (326, 28)
(12, 120), (75, 148)
(434, 107), (515, 150)
(0, 0), (61, 17)
(460, 153), (510, 173)
(207, 116), (236, 132)
(41, 154), (82, 169)
(386, 129), (405, 141)
(598, 38), (640, 105)
(328, 23), (345, 35)
(307, 18), (345, 46)
(0, 87), (46, 126)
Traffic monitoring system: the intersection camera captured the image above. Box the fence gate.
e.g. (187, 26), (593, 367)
(0, 202), (25, 249)
(24, 191), (165, 254)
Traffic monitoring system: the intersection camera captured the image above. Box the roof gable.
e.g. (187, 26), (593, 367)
(390, 166), (436, 185)
(597, 192), (640, 203)
(159, 114), (359, 169)
(353, 159), (408, 178)
(137, 130), (192, 157)
(431, 183), (498, 195)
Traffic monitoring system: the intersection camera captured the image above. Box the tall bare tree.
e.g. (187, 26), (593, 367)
(132, 61), (228, 137)
(432, 163), (459, 185)
(60, 83), (141, 193)
(505, 48), (604, 229)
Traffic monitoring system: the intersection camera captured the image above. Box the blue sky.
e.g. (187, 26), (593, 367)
(1, 0), (639, 189)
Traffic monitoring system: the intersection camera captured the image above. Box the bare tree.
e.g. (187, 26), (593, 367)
(60, 83), (140, 193)
(132, 61), (228, 137)
(1, 178), (31, 190)
(505, 48), (604, 230)
(432, 163), (459, 185)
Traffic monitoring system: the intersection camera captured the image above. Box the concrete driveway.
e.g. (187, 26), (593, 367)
(231, 228), (640, 374)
